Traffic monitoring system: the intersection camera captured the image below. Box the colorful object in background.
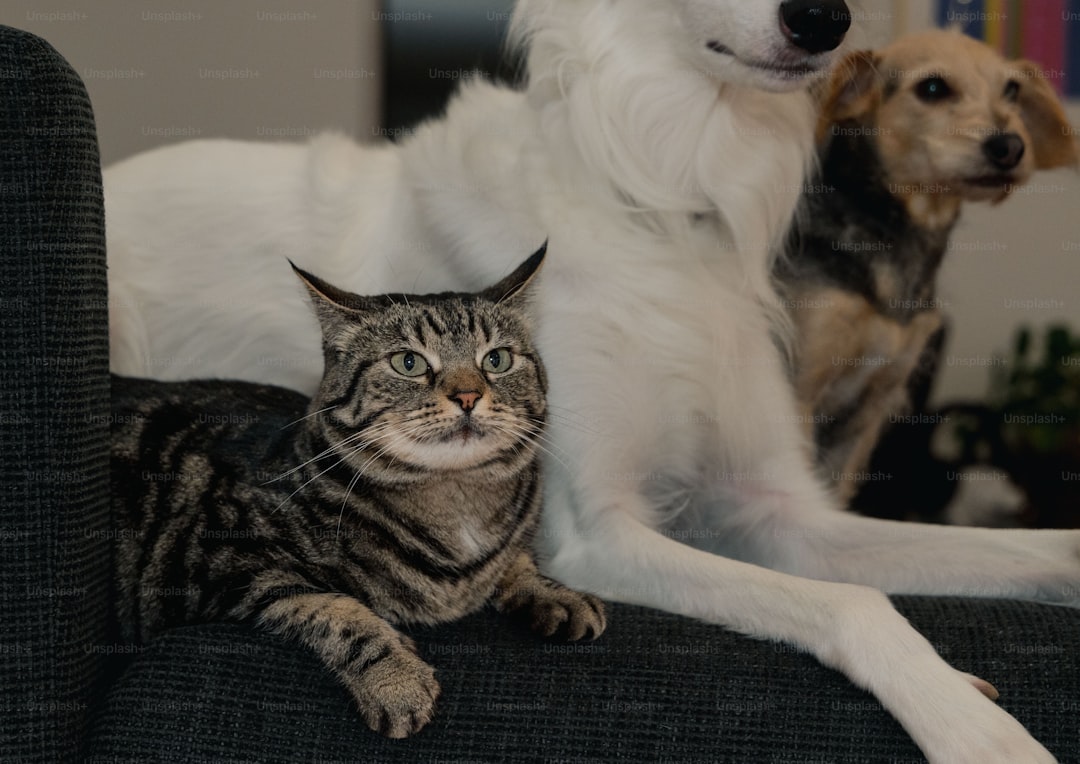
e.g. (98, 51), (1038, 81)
(1071, 0), (1080, 95)
(937, 0), (1080, 96)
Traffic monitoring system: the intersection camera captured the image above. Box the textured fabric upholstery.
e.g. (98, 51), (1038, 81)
(0, 25), (110, 763)
(85, 599), (1079, 763)
(0, 23), (1077, 764)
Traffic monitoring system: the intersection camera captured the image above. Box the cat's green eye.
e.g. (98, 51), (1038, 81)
(482, 348), (514, 374)
(390, 351), (430, 378)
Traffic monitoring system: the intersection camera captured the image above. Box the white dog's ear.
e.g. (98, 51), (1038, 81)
(1011, 60), (1079, 170)
(817, 50), (881, 141)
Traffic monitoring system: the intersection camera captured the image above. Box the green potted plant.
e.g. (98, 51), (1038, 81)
(950, 325), (1080, 528)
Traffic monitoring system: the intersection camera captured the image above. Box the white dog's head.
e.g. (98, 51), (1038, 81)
(670, 0), (853, 91)
(513, 0), (854, 93)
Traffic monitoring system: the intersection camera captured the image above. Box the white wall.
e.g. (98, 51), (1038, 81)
(0, 0), (382, 165)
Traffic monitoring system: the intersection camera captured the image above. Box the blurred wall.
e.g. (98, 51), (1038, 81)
(0, 0), (382, 166)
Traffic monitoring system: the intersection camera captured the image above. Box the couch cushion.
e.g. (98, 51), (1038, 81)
(85, 597), (1079, 762)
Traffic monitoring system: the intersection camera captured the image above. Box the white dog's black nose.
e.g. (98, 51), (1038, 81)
(780, 0), (852, 54)
(983, 133), (1026, 171)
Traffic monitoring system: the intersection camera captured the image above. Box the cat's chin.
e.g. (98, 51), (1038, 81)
(389, 431), (514, 473)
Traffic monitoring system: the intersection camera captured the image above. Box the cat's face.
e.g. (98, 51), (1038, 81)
(294, 247), (547, 475)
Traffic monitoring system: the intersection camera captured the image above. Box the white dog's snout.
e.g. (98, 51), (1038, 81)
(779, 0), (852, 55)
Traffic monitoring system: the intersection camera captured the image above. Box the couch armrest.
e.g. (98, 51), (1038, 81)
(0, 25), (110, 763)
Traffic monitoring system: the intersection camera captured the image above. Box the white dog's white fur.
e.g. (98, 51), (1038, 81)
(106, 1), (1077, 761)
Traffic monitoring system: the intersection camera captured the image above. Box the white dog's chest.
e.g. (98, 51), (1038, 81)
(535, 223), (783, 468)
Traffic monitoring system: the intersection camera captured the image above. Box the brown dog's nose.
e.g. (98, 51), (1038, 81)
(780, 0), (851, 55)
(983, 133), (1026, 171)
(449, 390), (482, 412)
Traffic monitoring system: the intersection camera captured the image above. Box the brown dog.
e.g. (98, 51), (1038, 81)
(780, 29), (1078, 501)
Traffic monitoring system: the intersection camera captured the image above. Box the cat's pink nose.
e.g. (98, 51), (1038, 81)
(450, 390), (482, 412)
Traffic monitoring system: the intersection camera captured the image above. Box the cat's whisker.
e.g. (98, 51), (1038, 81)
(273, 453), (359, 513)
(276, 451), (370, 515)
(268, 425), (377, 477)
(337, 468), (365, 536)
(350, 427), (422, 477)
(329, 427), (430, 531)
(333, 425), (427, 531)
(488, 415), (545, 441)
(542, 406), (609, 437)
(279, 404), (338, 431)
(409, 266), (428, 295)
(487, 418), (575, 475)
(263, 432), (367, 485)
(336, 421), (423, 477)
(270, 424), (409, 512)
(505, 422), (571, 465)
(265, 420), (402, 485)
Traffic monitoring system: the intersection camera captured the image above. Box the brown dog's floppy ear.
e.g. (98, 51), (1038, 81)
(817, 50), (882, 142)
(1012, 60), (1079, 170)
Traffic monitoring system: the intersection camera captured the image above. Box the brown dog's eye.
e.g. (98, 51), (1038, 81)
(1003, 79), (1021, 102)
(914, 76), (953, 102)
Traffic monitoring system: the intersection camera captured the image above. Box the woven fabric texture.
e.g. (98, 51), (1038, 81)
(0, 25), (111, 763)
(86, 598), (1079, 763)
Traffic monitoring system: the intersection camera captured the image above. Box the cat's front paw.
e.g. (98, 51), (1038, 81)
(511, 584), (607, 642)
(351, 644), (441, 739)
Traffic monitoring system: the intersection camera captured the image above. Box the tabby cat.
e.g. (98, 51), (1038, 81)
(110, 245), (606, 738)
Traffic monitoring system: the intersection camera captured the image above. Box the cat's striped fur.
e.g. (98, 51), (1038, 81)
(109, 246), (605, 738)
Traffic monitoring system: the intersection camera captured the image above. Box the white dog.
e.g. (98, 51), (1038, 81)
(106, 1), (1078, 761)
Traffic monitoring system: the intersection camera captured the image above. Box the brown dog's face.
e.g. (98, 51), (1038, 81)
(821, 29), (1078, 214)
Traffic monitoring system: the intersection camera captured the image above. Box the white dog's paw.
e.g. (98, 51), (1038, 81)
(923, 704), (1057, 764)
(902, 667), (1058, 764)
(961, 719), (1057, 764)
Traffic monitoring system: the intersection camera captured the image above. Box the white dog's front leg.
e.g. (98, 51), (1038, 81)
(541, 500), (1056, 764)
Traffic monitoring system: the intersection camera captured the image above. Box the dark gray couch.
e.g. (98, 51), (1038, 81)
(2, 26), (1078, 764)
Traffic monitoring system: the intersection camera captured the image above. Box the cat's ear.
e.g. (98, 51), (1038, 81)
(480, 240), (547, 307)
(289, 260), (370, 334)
